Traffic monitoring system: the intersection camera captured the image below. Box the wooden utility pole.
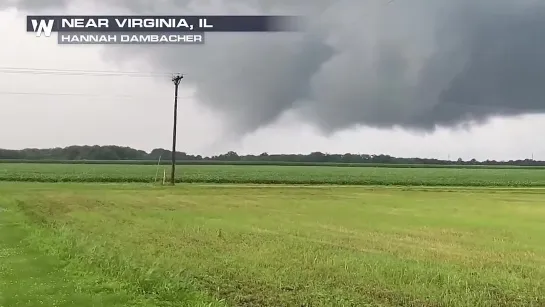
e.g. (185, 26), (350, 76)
(171, 74), (183, 185)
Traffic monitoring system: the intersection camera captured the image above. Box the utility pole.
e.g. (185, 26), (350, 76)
(171, 74), (183, 185)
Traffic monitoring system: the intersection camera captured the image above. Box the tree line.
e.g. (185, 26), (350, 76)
(0, 145), (542, 166)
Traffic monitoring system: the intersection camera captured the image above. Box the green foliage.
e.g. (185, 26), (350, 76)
(2, 163), (545, 186)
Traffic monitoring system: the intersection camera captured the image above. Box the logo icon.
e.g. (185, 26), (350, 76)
(31, 19), (54, 37)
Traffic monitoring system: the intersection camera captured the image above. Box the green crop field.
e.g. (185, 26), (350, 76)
(1, 159), (544, 169)
(1, 183), (544, 306)
(2, 163), (545, 186)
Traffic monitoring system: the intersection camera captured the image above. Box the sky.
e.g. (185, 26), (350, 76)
(0, 0), (544, 161)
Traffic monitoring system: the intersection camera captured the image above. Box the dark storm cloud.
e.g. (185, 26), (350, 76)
(5, 0), (545, 134)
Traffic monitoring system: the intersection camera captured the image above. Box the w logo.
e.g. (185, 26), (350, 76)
(31, 19), (54, 37)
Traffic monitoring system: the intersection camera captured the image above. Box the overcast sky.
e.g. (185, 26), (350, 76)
(1, 1), (545, 161)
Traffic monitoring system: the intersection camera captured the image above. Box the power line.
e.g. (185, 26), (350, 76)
(0, 90), (192, 99)
(0, 66), (184, 78)
(0, 91), (145, 98)
(0, 67), (192, 99)
(0, 66), (178, 75)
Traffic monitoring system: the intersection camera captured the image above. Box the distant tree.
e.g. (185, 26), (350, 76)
(1, 144), (545, 166)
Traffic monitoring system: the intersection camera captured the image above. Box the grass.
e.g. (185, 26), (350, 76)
(1, 183), (544, 306)
(0, 194), (170, 306)
(2, 163), (545, 186)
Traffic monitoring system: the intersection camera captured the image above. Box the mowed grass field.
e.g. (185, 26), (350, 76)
(2, 163), (545, 186)
(1, 183), (545, 306)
